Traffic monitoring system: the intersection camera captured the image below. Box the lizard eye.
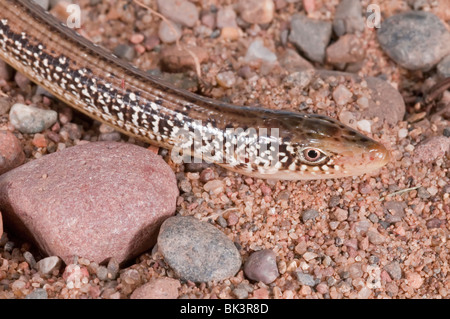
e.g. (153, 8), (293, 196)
(299, 147), (328, 165)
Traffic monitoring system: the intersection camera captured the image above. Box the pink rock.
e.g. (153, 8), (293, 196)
(130, 277), (181, 299)
(0, 131), (25, 175)
(413, 136), (450, 163)
(0, 142), (178, 264)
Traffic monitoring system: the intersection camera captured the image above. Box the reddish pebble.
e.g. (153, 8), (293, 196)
(303, 0), (315, 13)
(316, 282), (329, 294)
(130, 33), (145, 44)
(199, 168), (215, 182)
(144, 35), (160, 51)
(227, 212), (239, 226)
(413, 136), (450, 163)
(0, 130), (25, 175)
(406, 272), (423, 289)
(252, 287), (269, 299)
(32, 133), (47, 148)
(130, 278), (181, 299)
(260, 184), (272, 196)
(135, 44), (146, 55)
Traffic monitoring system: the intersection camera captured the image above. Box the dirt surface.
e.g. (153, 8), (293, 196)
(0, 0), (449, 299)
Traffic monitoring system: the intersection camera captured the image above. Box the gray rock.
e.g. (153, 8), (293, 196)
(233, 287), (249, 299)
(384, 261), (402, 280)
(96, 266), (109, 281)
(417, 187), (431, 199)
(157, 0), (199, 28)
(302, 209), (319, 222)
(25, 288), (48, 299)
(437, 54), (450, 78)
(289, 13), (332, 63)
(23, 251), (37, 269)
(9, 103), (57, 134)
(244, 249), (279, 284)
(295, 272), (316, 286)
(113, 44), (135, 61)
(0, 142), (178, 265)
(384, 201), (407, 224)
(333, 0), (364, 36)
(157, 216), (242, 282)
(377, 11), (450, 70)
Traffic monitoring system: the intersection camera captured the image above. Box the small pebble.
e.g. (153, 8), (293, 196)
(216, 71), (237, 89)
(244, 249), (279, 284)
(129, 33), (144, 44)
(426, 218), (445, 229)
(9, 103), (58, 134)
(96, 266), (108, 281)
(0, 131), (25, 175)
(406, 272), (423, 289)
(332, 0), (364, 36)
(398, 128), (408, 139)
(332, 84), (353, 105)
(356, 120), (371, 134)
(113, 44), (136, 61)
(384, 261), (402, 280)
(333, 208), (348, 221)
(203, 179), (224, 194)
(36, 256), (62, 275)
(295, 272), (316, 286)
(233, 287), (249, 299)
(216, 6), (237, 28)
(157, 0), (199, 28)
(326, 34), (365, 65)
(23, 251), (37, 269)
(106, 258), (120, 280)
(130, 278), (181, 299)
(238, 0), (274, 25)
(158, 20), (182, 44)
(302, 209), (319, 222)
(244, 39), (277, 64)
(289, 13), (332, 63)
(367, 229), (385, 245)
(25, 288), (48, 299)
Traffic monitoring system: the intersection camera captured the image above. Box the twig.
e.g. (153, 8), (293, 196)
(379, 185), (421, 201)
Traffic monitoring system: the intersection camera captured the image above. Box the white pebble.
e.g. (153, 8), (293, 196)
(398, 128), (408, 139)
(357, 119), (372, 133)
(244, 39), (277, 64)
(158, 20), (182, 44)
